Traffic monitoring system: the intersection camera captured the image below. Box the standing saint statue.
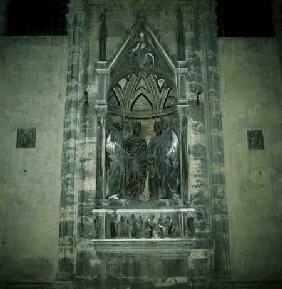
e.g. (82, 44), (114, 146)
(105, 121), (125, 198)
(147, 119), (180, 199)
(161, 120), (180, 198)
(147, 120), (163, 199)
(124, 122), (147, 199)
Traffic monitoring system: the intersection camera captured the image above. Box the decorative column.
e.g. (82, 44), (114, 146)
(95, 100), (107, 202)
(176, 65), (189, 204)
(95, 64), (109, 204)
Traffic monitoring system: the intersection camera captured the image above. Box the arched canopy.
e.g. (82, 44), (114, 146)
(106, 16), (177, 119)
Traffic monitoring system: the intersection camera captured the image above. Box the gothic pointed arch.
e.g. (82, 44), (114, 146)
(107, 17), (177, 119)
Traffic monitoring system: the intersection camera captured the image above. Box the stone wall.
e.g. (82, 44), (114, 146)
(58, 1), (230, 287)
(0, 36), (67, 283)
(218, 37), (282, 282)
(0, 17), (282, 289)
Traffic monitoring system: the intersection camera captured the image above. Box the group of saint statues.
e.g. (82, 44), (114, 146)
(109, 214), (179, 239)
(93, 213), (195, 239)
(106, 119), (180, 200)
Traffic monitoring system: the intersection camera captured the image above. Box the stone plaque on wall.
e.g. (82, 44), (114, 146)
(16, 128), (36, 148)
(247, 130), (264, 150)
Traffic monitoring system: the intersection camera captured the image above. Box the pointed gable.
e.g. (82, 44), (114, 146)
(107, 15), (177, 119)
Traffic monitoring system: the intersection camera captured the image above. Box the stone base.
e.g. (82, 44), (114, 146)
(2, 280), (281, 289)
(96, 199), (187, 209)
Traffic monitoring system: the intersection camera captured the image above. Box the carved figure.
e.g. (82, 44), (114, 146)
(109, 214), (119, 239)
(93, 215), (101, 239)
(157, 217), (166, 238)
(132, 31), (154, 69)
(124, 122), (147, 199)
(119, 215), (128, 237)
(148, 119), (180, 199)
(145, 215), (155, 238)
(161, 121), (180, 198)
(138, 215), (145, 237)
(186, 217), (195, 237)
(130, 214), (140, 238)
(106, 122), (125, 198)
(147, 121), (163, 199)
(165, 216), (176, 238)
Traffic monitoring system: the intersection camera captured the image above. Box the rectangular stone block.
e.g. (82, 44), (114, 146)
(212, 199), (227, 215)
(60, 220), (74, 237)
(211, 150), (225, 164)
(78, 190), (95, 203)
(211, 173), (225, 185)
(191, 144), (207, 158)
(210, 184), (225, 200)
(210, 113), (223, 130)
(58, 257), (74, 273)
(60, 193), (74, 207)
(213, 214), (229, 234)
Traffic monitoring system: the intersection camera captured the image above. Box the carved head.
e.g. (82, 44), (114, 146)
(132, 122), (141, 136)
(113, 121), (123, 132)
(139, 31), (145, 42)
(154, 121), (162, 135)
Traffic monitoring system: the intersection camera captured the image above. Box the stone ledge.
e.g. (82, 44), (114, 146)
(211, 280), (282, 289)
(3, 280), (281, 289)
(0, 282), (73, 289)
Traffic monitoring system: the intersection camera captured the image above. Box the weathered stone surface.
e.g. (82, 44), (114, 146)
(0, 36), (67, 283)
(2, 0), (281, 287)
(219, 37), (282, 281)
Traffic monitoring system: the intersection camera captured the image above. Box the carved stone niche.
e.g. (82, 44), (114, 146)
(92, 208), (196, 240)
(103, 22), (185, 204)
(90, 16), (200, 289)
(106, 71), (180, 201)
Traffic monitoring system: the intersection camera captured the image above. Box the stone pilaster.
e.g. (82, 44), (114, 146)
(58, 0), (89, 279)
(94, 100), (108, 202)
(176, 65), (189, 203)
(198, 0), (231, 278)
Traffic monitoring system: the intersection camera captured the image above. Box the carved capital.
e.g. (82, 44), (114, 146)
(177, 101), (189, 116)
(95, 101), (108, 117)
(95, 67), (110, 75)
(176, 60), (188, 70)
(176, 67), (189, 76)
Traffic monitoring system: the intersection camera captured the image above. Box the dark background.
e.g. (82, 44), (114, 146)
(5, 0), (274, 37)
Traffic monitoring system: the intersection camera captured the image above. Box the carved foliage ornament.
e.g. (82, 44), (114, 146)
(108, 72), (177, 118)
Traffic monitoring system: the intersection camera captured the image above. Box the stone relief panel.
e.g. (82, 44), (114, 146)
(92, 209), (195, 240)
(131, 30), (155, 70)
(106, 213), (181, 239)
(58, 1), (228, 284)
(102, 25), (183, 202)
(16, 128), (36, 148)
(247, 129), (265, 150)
